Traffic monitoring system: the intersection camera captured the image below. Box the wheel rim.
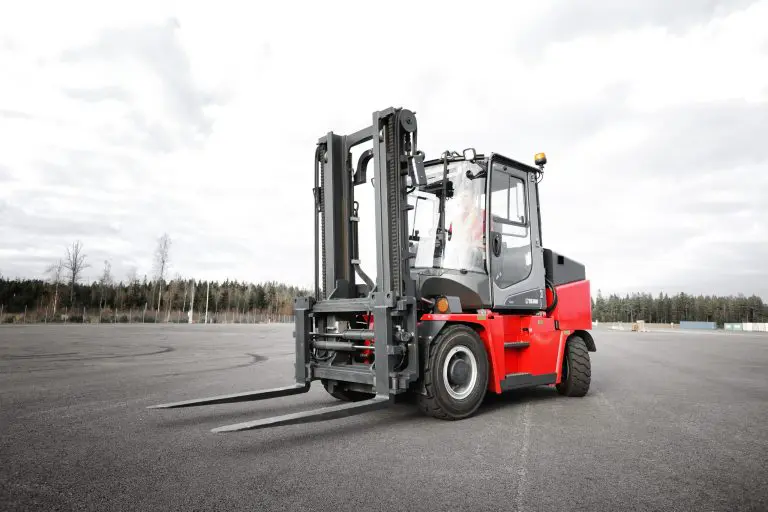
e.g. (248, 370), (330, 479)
(442, 345), (478, 400)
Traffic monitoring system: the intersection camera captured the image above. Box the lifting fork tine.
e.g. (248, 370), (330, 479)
(146, 383), (310, 409)
(211, 395), (390, 432)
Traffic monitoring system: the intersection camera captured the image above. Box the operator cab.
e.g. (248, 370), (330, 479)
(408, 151), (575, 312)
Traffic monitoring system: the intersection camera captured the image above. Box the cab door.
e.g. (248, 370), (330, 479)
(487, 156), (546, 310)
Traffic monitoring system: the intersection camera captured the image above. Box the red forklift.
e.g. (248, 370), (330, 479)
(150, 107), (595, 431)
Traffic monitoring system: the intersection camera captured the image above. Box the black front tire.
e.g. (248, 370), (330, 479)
(556, 336), (591, 397)
(418, 325), (489, 420)
(321, 379), (373, 402)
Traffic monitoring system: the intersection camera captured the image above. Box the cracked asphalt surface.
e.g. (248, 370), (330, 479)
(1, 324), (766, 511)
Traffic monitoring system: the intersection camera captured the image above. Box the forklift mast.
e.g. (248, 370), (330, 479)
(308, 107), (420, 397)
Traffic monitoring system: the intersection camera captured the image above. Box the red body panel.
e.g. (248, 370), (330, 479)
(420, 280), (592, 393)
(549, 280), (593, 331)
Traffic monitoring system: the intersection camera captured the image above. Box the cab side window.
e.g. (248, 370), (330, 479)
(490, 164), (532, 288)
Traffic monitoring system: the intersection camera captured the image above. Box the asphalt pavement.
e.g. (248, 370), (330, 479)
(1, 323), (766, 511)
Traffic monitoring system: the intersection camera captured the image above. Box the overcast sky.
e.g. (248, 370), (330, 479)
(1, 0), (766, 298)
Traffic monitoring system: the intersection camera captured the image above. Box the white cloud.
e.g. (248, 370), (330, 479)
(1, 0), (766, 298)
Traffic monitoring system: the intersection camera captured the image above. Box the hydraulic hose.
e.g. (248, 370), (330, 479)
(314, 145), (322, 300)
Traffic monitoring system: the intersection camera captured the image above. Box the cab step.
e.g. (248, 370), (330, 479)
(500, 372), (557, 391)
(503, 341), (530, 349)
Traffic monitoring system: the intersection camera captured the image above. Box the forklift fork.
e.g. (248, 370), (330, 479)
(147, 294), (396, 432)
(148, 383), (390, 432)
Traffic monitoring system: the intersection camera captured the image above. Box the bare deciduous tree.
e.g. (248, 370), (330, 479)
(154, 233), (171, 317)
(99, 260), (113, 309)
(44, 259), (64, 315)
(63, 241), (90, 307)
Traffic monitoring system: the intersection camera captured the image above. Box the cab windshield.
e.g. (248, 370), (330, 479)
(407, 160), (487, 273)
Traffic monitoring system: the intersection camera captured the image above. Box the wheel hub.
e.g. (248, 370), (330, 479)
(448, 359), (470, 385)
(441, 345), (478, 400)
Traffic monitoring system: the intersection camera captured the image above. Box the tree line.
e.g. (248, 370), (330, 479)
(2, 236), (766, 326)
(592, 291), (767, 325)
(0, 275), (309, 323)
(0, 235), (309, 323)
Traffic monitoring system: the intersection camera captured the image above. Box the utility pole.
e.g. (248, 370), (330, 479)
(204, 282), (210, 324)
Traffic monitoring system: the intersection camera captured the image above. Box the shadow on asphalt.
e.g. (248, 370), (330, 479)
(146, 398), (342, 429)
(478, 385), (560, 414)
(230, 405), (423, 455)
(217, 388), (562, 453)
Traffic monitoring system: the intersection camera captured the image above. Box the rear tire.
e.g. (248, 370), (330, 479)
(418, 325), (489, 420)
(556, 336), (591, 397)
(321, 379), (373, 402)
